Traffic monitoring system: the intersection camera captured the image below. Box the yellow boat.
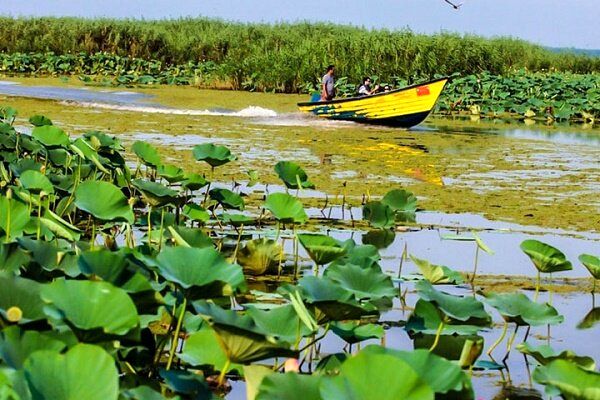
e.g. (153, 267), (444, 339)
(298, 77), (448, 128)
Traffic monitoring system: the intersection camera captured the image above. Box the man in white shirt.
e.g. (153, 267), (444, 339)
(358, 77), (380, 96)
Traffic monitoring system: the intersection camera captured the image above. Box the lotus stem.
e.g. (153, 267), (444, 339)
(147, 206), (152, 246)
(398, 242), (408, 279)
(91, 221), (96, 249)
(502, 325), (519, 363)
(5, 192), (11, 243)
(166, 297), (187, 370)
(487, 321), (508, 357)
(158, 208), (165, 251)
(36, 197), (42, 240)
(231, 224), (244, 262)
(471, 245), (480, 288)
(298, 324), (330, 353)
(593, 279), (597, 294)
(534, 270), (541, 302)
(429, 321), (445, 352)
(217, 358), (231, 387)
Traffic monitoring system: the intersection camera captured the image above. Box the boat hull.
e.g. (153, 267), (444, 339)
(298, 77), (448, 128)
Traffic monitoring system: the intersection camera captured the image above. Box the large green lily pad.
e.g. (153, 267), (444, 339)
(297, 233), (346, 265)
(41, 279), (139, 336)
(74, 181), (134, 223)
(484, 292), (563, 326)
(24, 344), (119, 400)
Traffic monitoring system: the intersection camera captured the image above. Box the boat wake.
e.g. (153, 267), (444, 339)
(59, 100), (278, 117)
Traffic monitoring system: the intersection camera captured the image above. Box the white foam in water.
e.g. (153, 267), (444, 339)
(0, 81), (19, 86)
(59, 100), (277, 117)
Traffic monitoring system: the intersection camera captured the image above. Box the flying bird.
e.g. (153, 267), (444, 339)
(444, 0), (463, 9)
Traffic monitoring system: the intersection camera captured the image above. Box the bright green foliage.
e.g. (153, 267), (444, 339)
(274, 161), (314, 189)
(520, 239), (573, 273)
(41, 279), (139, 336)
(297, 233), (346, 265)
(517, 343), (596, 371)
(264, 193), (307, 224)
(484, 292), (564, 326)
(23, 344), (119, 400)
(533, 359), (600, 400)
(74, 180), (134, 223)
(192, 143), (236, 168)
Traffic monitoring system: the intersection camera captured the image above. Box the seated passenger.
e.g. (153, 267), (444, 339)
(358, 77), (380, 96)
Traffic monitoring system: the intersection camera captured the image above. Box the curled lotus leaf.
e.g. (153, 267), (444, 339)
(520, 239), (572, 273)
(274, 161), (315, 189)
(579, 254), (600, 279)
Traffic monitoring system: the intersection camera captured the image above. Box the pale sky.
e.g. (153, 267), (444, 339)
(1, 0), (598, 49)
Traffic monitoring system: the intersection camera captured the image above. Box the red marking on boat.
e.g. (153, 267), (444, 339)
(416, 86), (430, 96)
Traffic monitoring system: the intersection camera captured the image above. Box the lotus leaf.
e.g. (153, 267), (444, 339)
(274, 161), (315, 189)
(158, 370), (215, 399)
(220, 213), (256, 227)
(31, 125), (70, 147)
(362, 201), (394, 228)
(405, 299), (484, 336)
(182, 173), (209, 191)
(484, 292), (563, 326)
(194, 301), (298, 364)
(257, 373), (322, 400)
(18, 170), (54, 194)
(28, 115), (53, 126)
(520, 239), (572, 273)
(331, 321), (384, 344)
(167, 226), (213, 248)
(362, 229), (395, 249)
(0, 242), (30, 273)
(517, 342), (596, 371)
(264, 193), (307, 224)
(410, 255), (465, 284)
(0, 196), (30, 240)
(415, 280), (491, 324)
(324, 263), (396, 301)
(182, 204), (210, 223)
(0, 326), (67, 369)
(78, 248), (152, 293)
(237, 238), (281, 275)
(0, 275), (45, 324)
(580, 254), (600, 279)
(39, 210), (82, 241)
(132, 179), (179, 207)
(246, 304), (314, 343)
(74, 180), (134, 223)
(332, 241), (380, 269)
(41, 279), (139, 336)
(180, 326), (238, 372)
(533, 359), (600, 400)
(209, 188), (244, 210)
(315, 353), (348, 375)
(155, 246), (245, 295)
(132, 141), (161, 167)
(577, 308), (600, 330)
(23, 344), (118, 400)
(320, 350), (435, 400)
(297, 233), (346, 265)
(361, 346), (474, 398)
(71, 138), (110, 173)
(293, 276), (377, 321)
(157, 164), (185, 183)
(192, 143), (236, 168)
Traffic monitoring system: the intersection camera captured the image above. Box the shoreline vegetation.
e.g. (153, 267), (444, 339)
(0, 17), (598, 122)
